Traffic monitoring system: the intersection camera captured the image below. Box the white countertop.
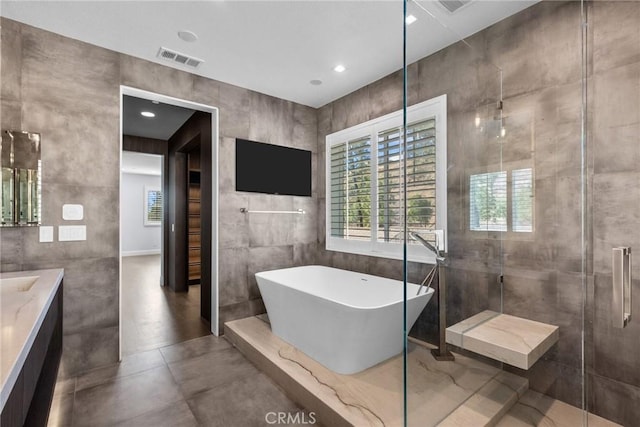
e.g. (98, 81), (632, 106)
(0, 268), (64, 411)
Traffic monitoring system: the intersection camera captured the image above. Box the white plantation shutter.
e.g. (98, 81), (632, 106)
(329, 142), (347, 238)
(512, 168), (533, 232)
(378, 119), (436, 244)
(329, 136), (372, 240)
(469, 171), (507, 232)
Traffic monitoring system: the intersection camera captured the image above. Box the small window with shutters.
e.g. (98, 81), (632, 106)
(468, 166), (533, 234)
(326, 95), (447, 263)
(144, 186), (162, 226)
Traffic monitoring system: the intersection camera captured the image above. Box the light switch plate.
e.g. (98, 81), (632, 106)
(62, 204), (84, 221)
(39, 226), (54, 243)
(59, 225), (86, 241)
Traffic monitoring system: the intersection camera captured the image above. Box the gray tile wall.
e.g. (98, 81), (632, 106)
(0, 17), (317, 374)
(316, 1), (640, 423)
(216, 91), (318, 330)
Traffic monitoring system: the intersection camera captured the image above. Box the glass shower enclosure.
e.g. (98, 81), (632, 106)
(399, 0), (637, 425)
(401, 0), (640, 425)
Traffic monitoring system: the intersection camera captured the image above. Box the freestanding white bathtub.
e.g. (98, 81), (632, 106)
(255, 265), (434, 375)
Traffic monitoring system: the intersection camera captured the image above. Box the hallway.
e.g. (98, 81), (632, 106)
(121, 255), (210, 356)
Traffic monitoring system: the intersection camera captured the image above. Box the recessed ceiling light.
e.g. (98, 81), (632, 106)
(178, 30), (198, 42)
(310, 79), (323, 86)
(334, 64), (346, 73)
(141, 111), (155, 118)
(406, 15), (418, 25)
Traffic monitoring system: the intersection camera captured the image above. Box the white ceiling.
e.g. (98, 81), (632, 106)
(1, 1), (537, 108)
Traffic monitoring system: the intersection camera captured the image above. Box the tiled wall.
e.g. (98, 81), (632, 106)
(217, 93), (318, 328)
(316, 1), (640, 424)
(0, 17), (317, 374)
(1, 18), (122, 375)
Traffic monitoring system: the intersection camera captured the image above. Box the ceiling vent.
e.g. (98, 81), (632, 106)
(157, 47), (204, 68)
(438, 0), (472, 13)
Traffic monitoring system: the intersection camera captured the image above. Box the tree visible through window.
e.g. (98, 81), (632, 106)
(408, 195), (433, 227)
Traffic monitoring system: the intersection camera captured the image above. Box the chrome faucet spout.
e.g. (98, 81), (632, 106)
(409, 231), (441, 259)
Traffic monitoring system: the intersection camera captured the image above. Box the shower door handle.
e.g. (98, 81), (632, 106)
(612, 247), (632, 328)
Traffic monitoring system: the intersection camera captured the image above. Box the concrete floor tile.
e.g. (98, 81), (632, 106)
(168, 347), (259, 398)
(187, 373), (305, 427)
(75, 349), (166, 392)
(72, 365), (183, 426)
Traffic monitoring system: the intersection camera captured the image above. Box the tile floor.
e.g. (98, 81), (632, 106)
(46, 256), (308, 426)
(121, 255), (210, 356)
(48, 335), (310, 427)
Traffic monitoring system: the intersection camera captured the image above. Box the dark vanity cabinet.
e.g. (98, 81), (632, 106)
(1, 283), (63, 427)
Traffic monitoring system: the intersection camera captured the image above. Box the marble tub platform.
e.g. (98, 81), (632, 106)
(225, 316), (528, 427)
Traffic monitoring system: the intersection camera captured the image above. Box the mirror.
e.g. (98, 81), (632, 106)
(1, 130), (41, 226)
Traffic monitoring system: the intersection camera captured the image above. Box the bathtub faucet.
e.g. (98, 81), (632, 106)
(408, 230), (455, 362)
(408, 231), (445, 264)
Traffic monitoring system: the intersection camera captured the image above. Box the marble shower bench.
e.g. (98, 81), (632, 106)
(446, 310), (559, 370)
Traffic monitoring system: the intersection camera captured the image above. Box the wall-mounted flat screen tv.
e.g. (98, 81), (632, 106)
(235, 139), (312, 197)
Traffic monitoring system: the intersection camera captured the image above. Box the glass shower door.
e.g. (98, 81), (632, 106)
(586, 1), (640, 425)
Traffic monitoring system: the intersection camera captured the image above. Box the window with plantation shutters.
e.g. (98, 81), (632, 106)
(326, 95), (447, 263)
(144, 186), (162, 226)
(469, 167), (533, 233)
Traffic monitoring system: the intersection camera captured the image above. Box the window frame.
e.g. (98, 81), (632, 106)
(143, 185), (162, 227)
(325, 95), (447, 263)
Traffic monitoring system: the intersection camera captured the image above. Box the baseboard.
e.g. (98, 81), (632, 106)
(121, 250), (161, 257)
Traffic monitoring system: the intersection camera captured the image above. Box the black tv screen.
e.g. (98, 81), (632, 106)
(235, 139), (312, 197)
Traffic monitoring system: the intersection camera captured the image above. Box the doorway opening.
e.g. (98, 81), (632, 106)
(119, 87), (219, 358)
